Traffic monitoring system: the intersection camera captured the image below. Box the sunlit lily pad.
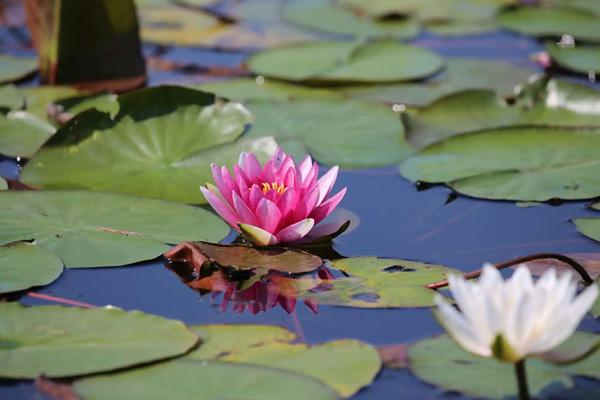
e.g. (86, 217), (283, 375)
(0, 242), (63, 294)
(303, 257), (458, 308)
(284, 0), (420, 39)
(194, 78), (341, 101)
(0, 191), (228, 268)
(408, 332), (600, 399)
(51, 93), (120, 122)
(0, 84), (25, 109)
(342, 58), (534, 106)
(246, 98), (413, 168)
(74, 359), (339, 400)
(248, 40), (444, 83)
(498, 6), (600, 43)
(21, 86), (81, 121)
(0, 110), (56, 157)
(0, 55), (37, 83)
(545, 42), (600, 74)
(0, 303), (199, 378)
(20, 86), (277, 204)
(573, 202), (600, 245)
(404, 78), (600, 148)
(188, 324), (381, 397)
(400, 126), (600, 201)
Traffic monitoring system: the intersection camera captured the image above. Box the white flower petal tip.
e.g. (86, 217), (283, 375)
(238, 223), (277, 247)
(435, 263), (599, 363)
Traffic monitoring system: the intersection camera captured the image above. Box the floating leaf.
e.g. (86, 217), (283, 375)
(0, 303), (199, 378)
(592, 280), (600, 317)
(0, 55), (37, 83)
(246, 98), (412, 168)
(400, 126), (600, 201)
(21, 86), (82, 121)
(74, 359), (339, 400)
(549, 0), (600, 16)
(284, 0), (420, 39)
(545, 42), (600, 74)
(0, 242), (63, 294)
(0, 84), (25, 109)
(0, 110), (56, 157)
(52, 93), (120, 122)
(342, 58), (534, 106)
(404, 78), (600, 148)
(498, 6), (600, 43)
(0, 177), (6, 190)
(303, 257), (458, 308)
(0, 191), (228, 268)
(20, 86), (277, 204)
(194, 78), (342, 101)
(574, 202), (600, 245)
(408, 332), (600, 399)
(188, 324), (381, 398)
(248, 40), (444, 83)
(167, 241), (323, 274)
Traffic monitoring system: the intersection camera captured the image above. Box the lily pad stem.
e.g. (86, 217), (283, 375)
(426, 253), (594, 290)
(515, 359), (530, 400)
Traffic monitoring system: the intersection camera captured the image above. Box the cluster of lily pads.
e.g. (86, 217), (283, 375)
(1, 0), (600, 398)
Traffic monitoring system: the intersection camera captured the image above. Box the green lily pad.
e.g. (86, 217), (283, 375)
(404, 78), (600, 148)
(399, 126), (600, 201)
(20, 86), (277, 204)
(0, 191), (228, 268)
(498, 6), (600, 43)
(0, 55), (37, 84)
(0, 110), (56, 157)
(53, 93), (120, 120)
(248, 40), (444, 84)
(74, 359), (339, 400)
(0, 177), (6, 190)
(408, 332), (600, 399)
(189, 324), (297, 360)
(0, 303), (199, 378)
(341, 58), (535, 106)
(546, 42), (600, 74)
(284, 0), (420, 39)
(246, 98), (413, 168)
(192, 242), (324, 274)
(21, 86), (81, 121)
(0, 242), (63, 294)
(0, 84), (25, 109)
(188, 324), (380, 398)
(549, 0), (600, 16)
(592, 280), (600, 317)
(194, 78), (342, 101)
(573, 202), (600, 246)
(303, 257), (458, 308)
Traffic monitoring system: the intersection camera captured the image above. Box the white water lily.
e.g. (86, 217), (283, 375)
(435, 264), (598, 362)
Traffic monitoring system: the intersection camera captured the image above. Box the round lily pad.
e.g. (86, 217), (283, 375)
(546, 42), (600, 74)
(0, 55), (37, 84)
(573, 202), (600, 245)
(284, 0), (420, 39)
(20, 87), (277, 204)
(498, 6), (600, 43)
(0, 110), (56, 157)
(0, 242), (63, 294)
(0, 191), (229, 268)
(0, 84), (25, 109)
(248, 40), (444, 83)
(0, 303), (199, 378)
(21, 86), (82, 121)
(74, 359), (339, 400)
(303, 257), (458, 308)
(246, 98), (413, 168)
(408, 333), (600, 399)
(0, 177), (6, 190)
(194, 78), (342, 101)
(400, 126), (600, 201)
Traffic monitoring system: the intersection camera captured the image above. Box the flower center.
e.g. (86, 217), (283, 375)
(261, 182), (287, 194)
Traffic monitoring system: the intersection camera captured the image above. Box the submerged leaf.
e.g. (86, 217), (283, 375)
(0, 242), (63, 294)
(303, 257), (458, 308)
(0, 191), (228, 268)
(0, 303), (199, 378)
(248, 40), (444, 83)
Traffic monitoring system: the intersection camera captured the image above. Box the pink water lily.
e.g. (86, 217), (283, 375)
(200, 149), (347, 246)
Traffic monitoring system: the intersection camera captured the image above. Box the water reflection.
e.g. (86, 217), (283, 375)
(165, 253), (334, 315)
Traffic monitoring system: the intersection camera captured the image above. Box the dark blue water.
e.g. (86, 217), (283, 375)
(1, 23), (599, 400)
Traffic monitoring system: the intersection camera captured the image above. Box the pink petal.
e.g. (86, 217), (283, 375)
(275, 218), (314, 243)
(310, 188), (346, 223)
(277, 188), (298, 219)
(302, 162), (319, 189)
(256, 198), (282, 233)
(260, 159), (276, 183)
(297, 154), (313, 183)
(239, 223), (278, 246)
(200, 185), (239, 229)
(233, 164), (249, 186)
(314, 165), (338, 206)
(238, 151), (261, 180)
(283, 166), (296, 188)
(271, 148), (286, 170)
(292, 185), (320, 221)
(248, 184), (263, 211)
(232, 191), (259, 225)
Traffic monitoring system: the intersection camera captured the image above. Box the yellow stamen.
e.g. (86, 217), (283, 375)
(260, 182), (287, 194)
